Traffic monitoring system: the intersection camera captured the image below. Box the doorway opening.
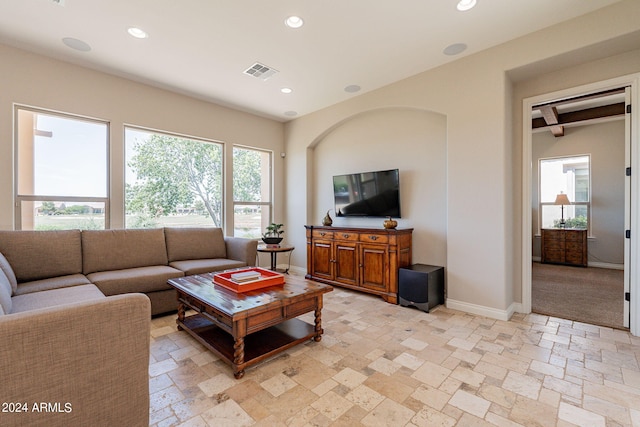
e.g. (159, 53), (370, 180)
(521, 75), (639, 335)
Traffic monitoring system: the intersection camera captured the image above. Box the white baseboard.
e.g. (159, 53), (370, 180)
(532, 259), (624, 270)
(587, 261), (624, 270)
(446, 299), (521, 321)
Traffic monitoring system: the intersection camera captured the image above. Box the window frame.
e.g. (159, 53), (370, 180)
(14, 105), (110, 230)
(232, 145), (273, 239)
(538, 154), (591, 234)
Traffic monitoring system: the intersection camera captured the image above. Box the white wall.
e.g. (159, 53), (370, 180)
(531, 120), (626, 266)
(0, 43), (284, 231)
(311, 107), (447, 267)
(285, 0), (640, 320)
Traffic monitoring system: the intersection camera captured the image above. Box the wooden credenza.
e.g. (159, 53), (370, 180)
(541, 228), (588, 267)
(305, 225), (413, 304)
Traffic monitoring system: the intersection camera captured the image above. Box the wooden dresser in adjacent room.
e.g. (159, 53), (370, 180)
(541, 228), (588, 267)
(305, 225), (413, 304)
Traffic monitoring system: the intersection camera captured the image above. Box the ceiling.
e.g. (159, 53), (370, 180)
(0, 0), (625, 122)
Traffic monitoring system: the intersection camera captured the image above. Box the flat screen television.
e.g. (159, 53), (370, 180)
(333, 169), (401, 217)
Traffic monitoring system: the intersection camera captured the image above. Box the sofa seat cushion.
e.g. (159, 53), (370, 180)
(10, 284), (105, 314)
(14, 274), (92, 296)
(87, 266), (184, 296)
(164, 227), (227, 262)
(169, 259), (247, 276)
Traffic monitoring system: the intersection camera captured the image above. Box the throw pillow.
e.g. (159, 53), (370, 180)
(0, 268), (12, 314)
(0, 252), (17, 295)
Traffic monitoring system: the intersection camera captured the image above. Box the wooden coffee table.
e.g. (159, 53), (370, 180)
(167, 272), (332, 378)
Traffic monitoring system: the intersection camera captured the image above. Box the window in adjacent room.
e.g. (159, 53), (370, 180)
(125, 127), (223, 229)
(539, 155), (590, 231)
(15, 107), (109, 230)
(233, 146), (272, 239)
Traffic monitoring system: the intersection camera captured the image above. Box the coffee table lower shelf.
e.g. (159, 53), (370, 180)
(178, 314), (316, 377)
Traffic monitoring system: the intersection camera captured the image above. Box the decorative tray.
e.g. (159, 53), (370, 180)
(212, 267), (285, 293)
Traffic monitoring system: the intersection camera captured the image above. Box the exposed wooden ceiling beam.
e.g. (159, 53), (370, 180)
(539, 105), (564, 136)
(532, 102), (625, 135)
(532, 87), (625, 110)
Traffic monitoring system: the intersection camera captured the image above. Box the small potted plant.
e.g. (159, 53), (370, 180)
(262, 223), (284, 244)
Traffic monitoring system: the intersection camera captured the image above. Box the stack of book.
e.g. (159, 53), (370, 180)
(229, 270), (261, 283)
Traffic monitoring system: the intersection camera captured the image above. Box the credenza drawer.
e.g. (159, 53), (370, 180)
(335, 232), (359, 241)
(543, 240), (564, 250)
(313, 230), (334, 239)
(565, 231), (584, 242)
(360, 233), (389, 244)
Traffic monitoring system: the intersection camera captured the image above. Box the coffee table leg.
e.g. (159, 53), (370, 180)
(314, 306), (324, 342)
(233, 337), (245, 379)
(176, 300), (185, 331)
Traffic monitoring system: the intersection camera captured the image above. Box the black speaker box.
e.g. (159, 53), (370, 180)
(398, 264), (444, 313)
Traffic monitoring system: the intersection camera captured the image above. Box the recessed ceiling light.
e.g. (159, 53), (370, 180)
(127, 27), (148, 39)
(285, 16), (304, 29)
(344, 85), (361, 93)
(62, 37), (91, 52)
(281, 87), (293, 94)
(456, 0), (477, 11)
(443, 43), (467, 56)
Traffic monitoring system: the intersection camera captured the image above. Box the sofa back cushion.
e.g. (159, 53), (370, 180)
(0, 230), (83, 283)
(82, 228), (169, 274)
(0, 253), (17, 295)
(164, 227), (226, 262)
(0, 268), (12, 314)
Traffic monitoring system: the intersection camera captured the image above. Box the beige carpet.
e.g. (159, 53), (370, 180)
(532, 262), (625, 329)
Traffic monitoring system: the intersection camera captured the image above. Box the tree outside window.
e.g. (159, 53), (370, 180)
(233, 147), (272, 239)
(125, 128), (223, 229)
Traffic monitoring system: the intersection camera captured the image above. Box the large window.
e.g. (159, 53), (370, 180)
(125, 127), (223, 229)
(233, 146), (272, 238)
(539, 155), (590, 231)
(15, 107), (108, 230)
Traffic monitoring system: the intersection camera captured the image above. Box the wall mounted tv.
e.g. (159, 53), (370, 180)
(333, 169), (401, 218)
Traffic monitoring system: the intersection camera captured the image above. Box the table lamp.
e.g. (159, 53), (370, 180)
(554, 192), (571, 227)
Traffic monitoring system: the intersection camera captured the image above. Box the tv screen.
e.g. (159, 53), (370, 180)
(333, 169), (401, 218)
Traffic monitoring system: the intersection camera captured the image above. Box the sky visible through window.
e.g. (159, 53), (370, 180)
(32, 113), (107, 197)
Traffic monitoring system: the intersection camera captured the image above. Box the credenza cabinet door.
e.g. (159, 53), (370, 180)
(359, 243), (388, 291)
(311, 240), (333, 280)
(335, 242), (358, 286)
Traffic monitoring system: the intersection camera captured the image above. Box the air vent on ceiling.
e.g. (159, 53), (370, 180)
(243, 62), (278, 81)
(50, 0), (66, 5)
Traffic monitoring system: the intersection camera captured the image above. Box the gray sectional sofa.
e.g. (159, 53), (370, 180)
(0, 226), (257, 427)
(0, 226), (257, 316)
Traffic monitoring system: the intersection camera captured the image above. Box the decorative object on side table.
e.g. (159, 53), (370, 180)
(322, 210), (333, 226)
(262, 222), (284, 244)
(383, 216), (398, 229)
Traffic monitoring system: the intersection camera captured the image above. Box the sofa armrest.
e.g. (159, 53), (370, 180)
(0, 294), (151, 427)
(224, 237), (258, 266)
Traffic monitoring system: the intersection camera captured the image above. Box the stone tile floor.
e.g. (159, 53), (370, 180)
(149, 287), (640, 427)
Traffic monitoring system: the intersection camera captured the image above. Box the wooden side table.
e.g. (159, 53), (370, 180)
(257, 244), (295, 273)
